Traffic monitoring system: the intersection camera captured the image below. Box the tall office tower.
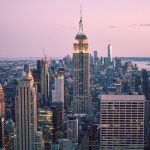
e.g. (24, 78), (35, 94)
(32, 60), (42, 95)
(142, 70), (150, 100)
(145, 100), (150, 149)
(72, 10), (91, 114)
(52, 69), (64, 103)
(67, 116), (78, 143)
(24, 64), (30, 73)
(37, 60), (41, 72)
(40, 58), (49, 105)
(100, 56), (104, 65)
(15, 71), (37, 150)
(0, 84), (5, 149)
(51, 102), (64, 131)
(38, 109), (53, 150)
(135, 73), (142, 94)
(108, 44), (112, 62)
(93, 51), (98, 64)
(100, 95), (145, 150)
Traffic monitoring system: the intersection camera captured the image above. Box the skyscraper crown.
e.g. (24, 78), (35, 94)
(75, 7), (87, 40)
(73, 8), (89, 53)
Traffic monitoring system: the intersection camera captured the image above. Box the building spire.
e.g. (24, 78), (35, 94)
(79, 6), (83, 33)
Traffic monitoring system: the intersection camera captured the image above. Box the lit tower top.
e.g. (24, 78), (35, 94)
(73, 8), (88, 53)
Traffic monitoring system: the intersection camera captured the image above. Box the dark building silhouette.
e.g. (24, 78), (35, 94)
(142, 70), (150, 100)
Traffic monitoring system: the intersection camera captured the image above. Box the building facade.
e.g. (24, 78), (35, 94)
(15, 72), (37, 150)
(67, 116), (78, 143)
(38, 109), (53, 150)
(40, 59), (49, 105)
(0, 84), (5, 149)
(108, 44), (112, 63)
(72, 11), (91, 114)
(100, 95), (145, 150)
(52, 71), (64, 103)
(34, 131), (44, 150)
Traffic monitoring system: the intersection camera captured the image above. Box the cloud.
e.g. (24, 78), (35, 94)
(139, 24), (150, 27)
(107, 25), (117, 29)
(130, 24), (137, 28)
(129, 24), (150, 29)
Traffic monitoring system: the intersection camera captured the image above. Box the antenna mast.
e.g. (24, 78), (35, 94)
(43, 48), (47, 60)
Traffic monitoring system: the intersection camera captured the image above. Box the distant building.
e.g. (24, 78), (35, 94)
(112, 78), (121, 94)
(32, 69), (41, 94)
(40, 59), (49, 105)
(115, 57), (125, 68)
(15, 72), (37, 150)
(145, 100), (150, 149)
(72, 10), (91, 114)
(34, 131), (44, 150)
(93, 51), (98, 64)
(0, 84), (4, 118)
(0, 84), (5, 149)
(58, 139), (75, 150)
(51, 144), (59, 150)
(142, 70), (150, 100)
(52, 70), (64, 103)
(51, 102), (64, 132)
(24, 64), (30, 73)
(38, 109), (53, 150)
(67, 116), (78, 143)
(135, 73), (142, 93)
(108, 44), (112, 62)
(100, 95), (145, 150)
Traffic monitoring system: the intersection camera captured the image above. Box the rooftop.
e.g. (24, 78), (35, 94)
(100, 94), (145, 101)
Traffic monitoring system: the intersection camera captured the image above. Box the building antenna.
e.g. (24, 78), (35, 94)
(80, 5), (82, 21)
(43, 48), (47, 60)
(79, 5), (83, 33)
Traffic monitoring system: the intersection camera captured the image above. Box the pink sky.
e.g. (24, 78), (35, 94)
(0, 0), (150, 58)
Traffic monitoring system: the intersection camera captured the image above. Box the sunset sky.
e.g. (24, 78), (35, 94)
(0, 0), (150, 58)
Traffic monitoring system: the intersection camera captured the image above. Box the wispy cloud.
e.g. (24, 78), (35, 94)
(139, 24), (150, 27)
(107, 25), (117, 29)
(130, 24), (150, 28)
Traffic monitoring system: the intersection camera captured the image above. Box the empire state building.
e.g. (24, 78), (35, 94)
(72, 11), (91, 114)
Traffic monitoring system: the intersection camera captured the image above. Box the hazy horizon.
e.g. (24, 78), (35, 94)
(0, 0), (150, 58)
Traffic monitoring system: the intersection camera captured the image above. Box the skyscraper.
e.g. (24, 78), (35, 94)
(34, 131), (44, 150)
(52, 69), (64, 103)
(142, 70), (150, 100)
(0, 84), (5, 149)
(108, 44), (112, 63)
(38, 109), (53, 150)
(100, 95), (145, 150)
(67, 116), (78, 143)
(93, 50), (98, 64)
(40, 58), (49, 105)
(0, 84), (4, 119)
(72, 10), (91, 114)
(51, 68), (65, 134)
(15, 71), (37, 150)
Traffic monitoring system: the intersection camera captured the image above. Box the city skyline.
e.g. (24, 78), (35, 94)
(0, 0), (150, 58)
